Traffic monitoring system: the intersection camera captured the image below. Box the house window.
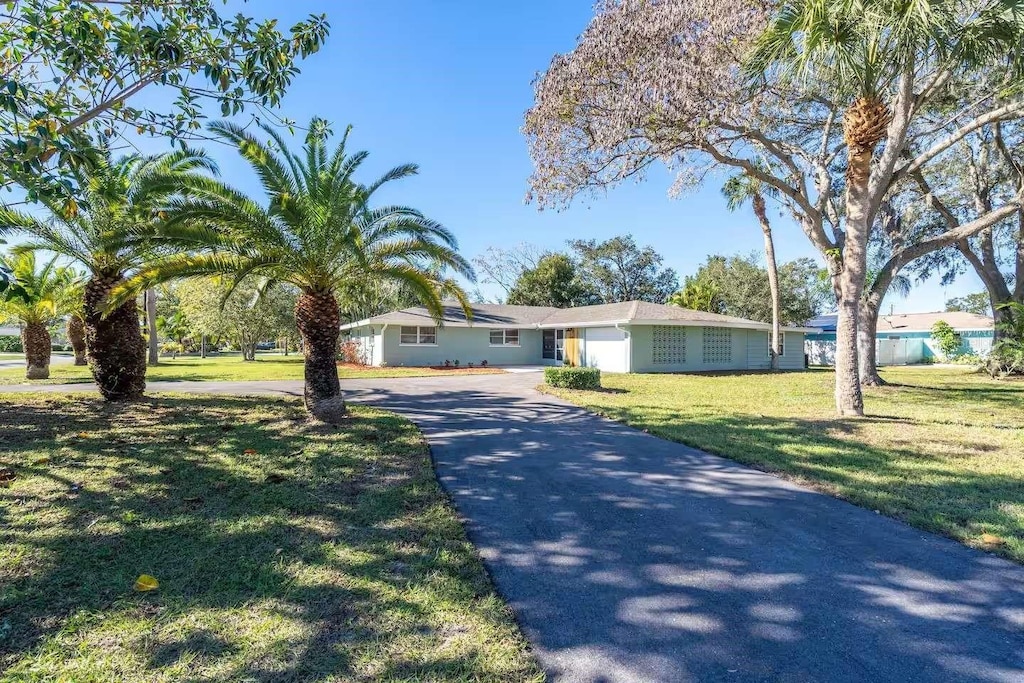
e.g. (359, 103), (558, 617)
(768, 332), (786, 357)
(400, 326), (436, 345)
(702, 327), (732, 364)
(489, 328), (520, 346)
(652, 326), (686, 364)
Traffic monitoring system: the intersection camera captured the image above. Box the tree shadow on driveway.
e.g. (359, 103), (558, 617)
(343, 380), (1024, 683)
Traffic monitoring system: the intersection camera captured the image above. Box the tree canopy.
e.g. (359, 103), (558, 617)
(676, 253), (827, 324)
(568, 235), (677, 304)
(0, 0), (329, 205)
(507, 253), (597, 307)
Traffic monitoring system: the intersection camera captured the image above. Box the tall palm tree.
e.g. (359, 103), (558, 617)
(0, 252), (79, 379)
(746, 0), (1021, 415)
(722, 170), (783, 370)
(121, 118), (473, 422)
(0, 149), (218, 399)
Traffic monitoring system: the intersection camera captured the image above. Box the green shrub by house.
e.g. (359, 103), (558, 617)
(544, 366), (601, 389)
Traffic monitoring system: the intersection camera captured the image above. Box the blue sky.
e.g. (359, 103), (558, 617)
(130, 0), (981, 312)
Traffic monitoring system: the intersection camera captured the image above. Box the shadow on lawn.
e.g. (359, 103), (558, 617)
(336, 379), (1024, 682)
(0, 395), (523, 680)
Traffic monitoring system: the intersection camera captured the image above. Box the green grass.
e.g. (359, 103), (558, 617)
(0, 355), (503, 385)
(0, 394), (541, 682)
(543, 367), (1024, 563)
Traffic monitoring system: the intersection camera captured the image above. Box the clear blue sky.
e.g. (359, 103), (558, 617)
(140, 0), (982, 312)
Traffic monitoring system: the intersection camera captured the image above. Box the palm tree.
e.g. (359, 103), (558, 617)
(669, 275), (722, 313)
(745, 0), (1020, 415)
(722, 170), (783, 370)
(121, 118), (473, 422)
(0, 252), (79, 379)
(64, 279), (88, 365)
(0, 149), (217, 399)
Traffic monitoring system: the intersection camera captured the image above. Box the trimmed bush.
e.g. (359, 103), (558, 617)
(544, 366), (601, 389)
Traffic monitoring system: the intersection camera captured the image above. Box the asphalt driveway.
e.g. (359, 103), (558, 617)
(4, 373), (1024, 681)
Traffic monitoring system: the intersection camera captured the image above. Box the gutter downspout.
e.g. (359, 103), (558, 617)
(379, 324), (388, 367)
(615, 322), (631, 373)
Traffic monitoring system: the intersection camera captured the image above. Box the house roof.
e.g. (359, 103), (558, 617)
(0, 325), (20, 336)
(808, 311), (993, 334)
(341, 301), (817, 333)
(340, 303), (560, 329)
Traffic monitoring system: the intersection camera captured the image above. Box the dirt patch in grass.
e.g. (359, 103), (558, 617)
(543, 367), (1024, 564)
(0, 393), (540, 681)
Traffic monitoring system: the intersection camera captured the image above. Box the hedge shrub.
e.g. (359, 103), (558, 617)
(544, 366), (601, 389)
(0, 335), (22, 353)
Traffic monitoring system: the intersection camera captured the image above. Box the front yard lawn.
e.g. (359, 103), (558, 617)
(0, 355), (504, 385)
(544, 367), (1024, 563)
(0, 394), (540, 681)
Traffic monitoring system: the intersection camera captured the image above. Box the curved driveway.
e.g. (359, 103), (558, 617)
(5, 373), (1024, 681)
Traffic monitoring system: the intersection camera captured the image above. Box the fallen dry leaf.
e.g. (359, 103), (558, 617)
(0, 467), (16, 486)
(243, 448), (258, 455)
(981, 533), (1005, 546)
(134, 574), (159, 592)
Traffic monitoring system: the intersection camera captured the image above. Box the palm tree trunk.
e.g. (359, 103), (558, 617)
(753, 194), (782, 371)
(295, 289), (344, 422)
(84, 274), (147, 401)
(22, 321), (51, 379)
(834, 97), (890, 417)
(146, 289), (159, 365)
(66, 314), (88, 365)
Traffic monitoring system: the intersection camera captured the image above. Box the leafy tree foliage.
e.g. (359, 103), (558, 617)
(569, 235), (677, 304)
(988, 302), (1024, 376)
(930, 320), (962, 359)
(0, 0), (329, 204)
(677, 254), (826, 324)
(946, 293), (992, 316)
(669, 275), (723, 313)
(507, 253), (597, 307)
(524, 0), (1024, 416)
(177, 278), (295, 361)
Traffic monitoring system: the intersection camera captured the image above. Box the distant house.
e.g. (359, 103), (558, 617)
(805, 311), (994, 366)
(341, 301), (816, 373)
(0, 325), (20, 337)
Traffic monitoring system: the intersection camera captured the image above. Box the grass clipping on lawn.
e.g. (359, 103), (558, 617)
(0, 394), (541, 682)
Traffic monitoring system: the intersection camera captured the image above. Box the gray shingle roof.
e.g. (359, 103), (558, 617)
(537, 301), (773, 327)
(341, 300), (815, 331)
(341, 303), (559, 328)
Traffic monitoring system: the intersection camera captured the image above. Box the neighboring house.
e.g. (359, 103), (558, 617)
(805, 311), (994, 366)
(341, 301), (816, 373)
(0, 325), (20, 336)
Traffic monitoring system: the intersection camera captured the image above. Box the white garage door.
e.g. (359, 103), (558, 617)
(584, 326), (629, 372)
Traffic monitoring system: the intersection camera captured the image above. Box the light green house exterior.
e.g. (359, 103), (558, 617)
(342, 301), (815, 373)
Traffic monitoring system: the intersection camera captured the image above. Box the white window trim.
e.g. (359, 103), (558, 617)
(399, 326), (438, 346)
(768, 331), (786, 358)
(488, 328), (521, 347)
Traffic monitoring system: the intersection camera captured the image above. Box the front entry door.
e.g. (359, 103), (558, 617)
(542, 329), (565, 364)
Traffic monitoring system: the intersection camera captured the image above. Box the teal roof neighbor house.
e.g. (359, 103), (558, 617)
(805, 311), (994, 366)
(341, 301), (817, 373)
